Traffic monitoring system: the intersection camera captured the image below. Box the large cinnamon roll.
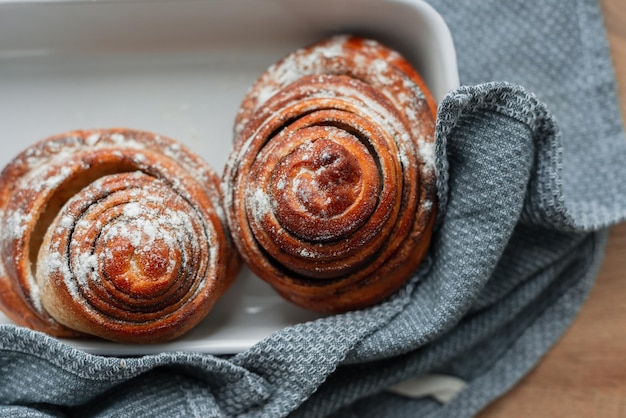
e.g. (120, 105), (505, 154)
(0, 129), (239, 343)
(223, 35), (437, 313)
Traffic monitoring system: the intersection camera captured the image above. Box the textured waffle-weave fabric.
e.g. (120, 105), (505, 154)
(1, 0), (625, 417)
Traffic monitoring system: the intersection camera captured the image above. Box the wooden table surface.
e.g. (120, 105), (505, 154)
(479, 0), (626, 416)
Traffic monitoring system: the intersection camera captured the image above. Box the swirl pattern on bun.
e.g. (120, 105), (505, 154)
(223, 35), (437, 313)
(0, 129), (239, 343)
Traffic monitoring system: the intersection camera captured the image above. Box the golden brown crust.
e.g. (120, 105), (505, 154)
(223, 35), (438, 313)
(0, 128), (240, 343)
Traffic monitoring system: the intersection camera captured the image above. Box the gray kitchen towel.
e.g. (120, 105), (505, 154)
(1, 0), (625, 417)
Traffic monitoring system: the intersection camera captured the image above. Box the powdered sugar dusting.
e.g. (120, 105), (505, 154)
(42, 166), (72, 189)
(110, 133), (126, 144)
(59, 215), (74, 229)
(397, 146), (411, 169)
(27, 276), (43, 313)
(75, 252), (97, 281)
(417, 135), (436, 170)
(123, 202), (141, 218)
(250, 188), (273, 222)
(4, 209), (32, 240)
(86, 133), (101, 146)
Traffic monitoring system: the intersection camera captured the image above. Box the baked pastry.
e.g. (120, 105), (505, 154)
(223, 35), (438, 313)
(0, 129), (239, 343)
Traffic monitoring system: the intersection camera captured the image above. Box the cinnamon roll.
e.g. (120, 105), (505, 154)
(0, 129), (239, 343)
(223, 35), (437, 313)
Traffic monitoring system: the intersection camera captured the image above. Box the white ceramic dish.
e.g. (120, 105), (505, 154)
(0, 0), (458, 355)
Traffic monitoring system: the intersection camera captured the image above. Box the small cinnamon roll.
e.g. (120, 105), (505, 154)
(223, 35), (437, 313)
(0, 129), (239, 343)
